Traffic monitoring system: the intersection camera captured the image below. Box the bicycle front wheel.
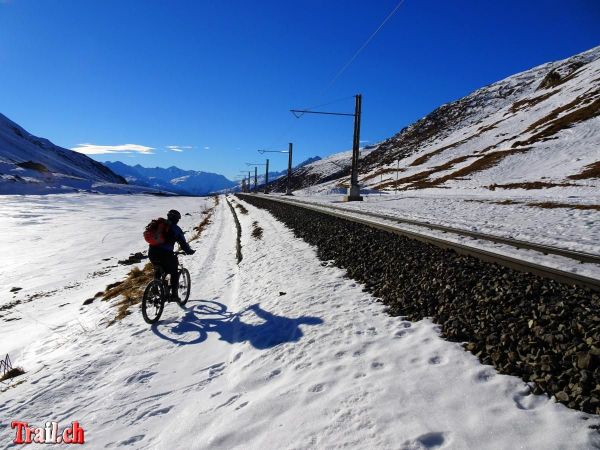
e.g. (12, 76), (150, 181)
(142, 280), (165, 324)
(177, 268), (191, 306)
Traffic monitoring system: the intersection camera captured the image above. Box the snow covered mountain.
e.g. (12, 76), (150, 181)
(0, 113), (142, 195)
(103, 161), (236, 196)
(272, 45), (600, 194)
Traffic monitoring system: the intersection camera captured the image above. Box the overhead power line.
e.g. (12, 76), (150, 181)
(325, 0), (406, 91)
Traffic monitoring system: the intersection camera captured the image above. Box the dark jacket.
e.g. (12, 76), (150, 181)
(156, 222), (192, 253)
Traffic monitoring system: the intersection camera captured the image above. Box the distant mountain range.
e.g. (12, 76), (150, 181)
(0, 113), (154, 195)
(0, 111), (233, 196)
(103, 161), (236, 196)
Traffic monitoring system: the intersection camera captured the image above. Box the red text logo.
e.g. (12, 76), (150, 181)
(11, 421), (85, 445)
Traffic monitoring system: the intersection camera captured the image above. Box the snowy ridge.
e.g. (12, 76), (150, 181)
(0, 113), (169, 194)
(280, 45), (600, 194)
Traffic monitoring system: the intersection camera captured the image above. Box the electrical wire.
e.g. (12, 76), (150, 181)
(324, 0), (406, 91)
(291, 94), (356, 118)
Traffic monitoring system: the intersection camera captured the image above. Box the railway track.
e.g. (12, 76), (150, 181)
(238, 193), (600, 292)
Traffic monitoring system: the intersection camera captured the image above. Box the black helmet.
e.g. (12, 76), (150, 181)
(167, 209), (181, 222)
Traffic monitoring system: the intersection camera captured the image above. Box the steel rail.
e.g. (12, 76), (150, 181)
(257, 195), (600, 264)
(238, 194), (600, 292)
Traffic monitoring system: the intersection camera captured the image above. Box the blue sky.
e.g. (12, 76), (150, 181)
(1, 0), (599, 180)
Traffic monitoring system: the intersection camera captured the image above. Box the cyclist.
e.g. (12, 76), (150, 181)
(148, 209), (195, 302)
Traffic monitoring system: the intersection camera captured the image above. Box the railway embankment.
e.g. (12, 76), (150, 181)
(238, 193), (600, 415)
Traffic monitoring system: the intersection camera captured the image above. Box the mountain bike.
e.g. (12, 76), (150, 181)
(142, 251), (191, 324)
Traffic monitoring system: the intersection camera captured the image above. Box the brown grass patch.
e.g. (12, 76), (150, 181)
(527, 202), (600, 211)
(377, 155), (476, 190)
(493, 199), (520, 205)
(361, 167), (405, 182)
(431, 149), (529, 185)
(380, 149), (528, 190)
(236, 204), (248, 215)
(190, 214), (212, 242)
(517, 97), (600, 147)
(410, 142), (460, 167)
(464, 199), (521, 205)
(190, 196), (219, 242)
(102, 264), (154, 325)
(487, 181), (579, 190)
(483, 199), (600, 210)
(568, 161), (600, 180)
(251, 221), (263, 239)
(525, 93), (598, 134)
(409, 118), (510, 168)
(510, 91), (557, 113)
(0, 367), (25, 382)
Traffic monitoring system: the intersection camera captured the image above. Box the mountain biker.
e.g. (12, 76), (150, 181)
(148, 209), (195, 302)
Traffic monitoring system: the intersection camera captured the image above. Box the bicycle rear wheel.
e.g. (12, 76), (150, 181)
(177, 268), (191, 306)
(142, 280), (165, 324)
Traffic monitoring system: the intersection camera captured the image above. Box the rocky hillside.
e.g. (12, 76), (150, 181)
(0, 113), (134, 194)
(270, 45), (600, 194)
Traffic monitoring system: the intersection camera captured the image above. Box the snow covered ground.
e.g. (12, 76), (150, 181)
(289, 188), (600, 253)
(0, 194), (210, 355)
(1, 194), (599, 449)
(275, 190), (600, 281)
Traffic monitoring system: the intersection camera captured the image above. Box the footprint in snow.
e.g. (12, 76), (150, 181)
(401, 431), (450, 449)
(216, 394), (241, 410)
(309, 383), (325, 393)
(474, 369), (496, 383)
(125, 370), (156, 384)
(513, 389), (548, 410)
(267, 369), (281, 379)
(428, 355), (444, 365)
(147, 406), (173, 417)
(134, 405), (173, 423)
(371, 361), (384, 370)
(117, 435), (145, 446)
(394, 329), (415, 339)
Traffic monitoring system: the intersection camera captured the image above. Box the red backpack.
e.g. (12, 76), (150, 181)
(143, 218), (170, 246)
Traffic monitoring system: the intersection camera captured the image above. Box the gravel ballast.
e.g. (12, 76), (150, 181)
(238, 194), (600, 415)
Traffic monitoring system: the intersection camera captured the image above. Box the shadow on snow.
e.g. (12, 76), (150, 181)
(151, 300), (323, 349)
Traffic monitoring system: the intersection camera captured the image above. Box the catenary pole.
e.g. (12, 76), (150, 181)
(265, 159), (269, 194)
(346, 94), (362, 201)
(290, 94), (363, 201)
(286, 142), (293, 195)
